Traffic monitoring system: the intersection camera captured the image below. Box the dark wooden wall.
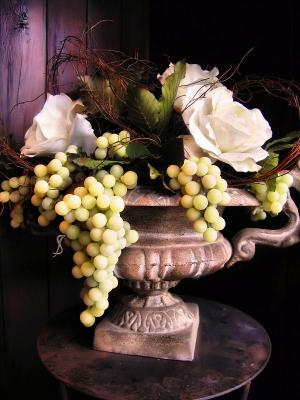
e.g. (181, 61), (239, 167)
(0, 1), (149, 398)
(0, 1), (299, 399)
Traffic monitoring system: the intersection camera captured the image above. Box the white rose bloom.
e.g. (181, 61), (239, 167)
(189, 86), (272, 172)
(159, 63), (219, 124)
(21, 93), (97, 156)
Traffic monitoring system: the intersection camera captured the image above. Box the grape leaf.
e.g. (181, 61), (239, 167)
(157, 60), (186, 132)
(126, 87), (160, 134)
(126, 142), (151, 159)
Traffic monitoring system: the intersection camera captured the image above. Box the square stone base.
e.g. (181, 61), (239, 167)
(93, 302), (199, 361)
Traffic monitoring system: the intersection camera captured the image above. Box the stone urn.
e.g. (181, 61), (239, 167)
(94, 185), (300, 361)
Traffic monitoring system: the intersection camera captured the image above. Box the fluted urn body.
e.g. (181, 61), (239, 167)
(94, 188), (232, 361)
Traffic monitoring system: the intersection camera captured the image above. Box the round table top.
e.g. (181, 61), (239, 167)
(37, 298), (271, 400)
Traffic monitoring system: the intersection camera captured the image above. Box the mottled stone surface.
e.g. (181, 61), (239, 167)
(94, 203), (232, 361)
(124, 186), (259, 207)
(94, 299), (199, 361)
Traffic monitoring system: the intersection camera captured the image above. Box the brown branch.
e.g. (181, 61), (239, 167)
(0, 137), (34, 172)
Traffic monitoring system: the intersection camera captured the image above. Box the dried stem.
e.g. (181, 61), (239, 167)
(0, 137), (34, 173)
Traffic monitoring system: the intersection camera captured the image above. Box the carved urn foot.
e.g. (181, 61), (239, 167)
(94, 281), (199, 361)
(93, 188), (232, 361)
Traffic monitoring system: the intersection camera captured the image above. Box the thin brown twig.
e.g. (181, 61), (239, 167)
(0, 137), (34, 172)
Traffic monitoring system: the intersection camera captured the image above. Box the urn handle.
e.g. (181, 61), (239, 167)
(227, 196), (300, 267)
(227, 178), (300, 268)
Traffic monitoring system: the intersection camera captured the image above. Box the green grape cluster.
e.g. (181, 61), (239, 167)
(95, 130), (130, 160)
(0, 175), (32, 227)
(32, 147), (78, 227)
(0, 131), (139, 328)
(250, 173), (293, 221)
(167, 157), (230, 243)
(56, 165), (139, 327)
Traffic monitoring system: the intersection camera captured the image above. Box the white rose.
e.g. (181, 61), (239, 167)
(159, 63), (219, 124)
(188, 86), (272, 172)
(21, 93), (97, 156)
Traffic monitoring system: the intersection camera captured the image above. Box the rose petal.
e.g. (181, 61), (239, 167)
(176, 64), (219, 117)
(189, 106), (221, 155)
(21, 137), (68, 156)
(70, 114), (97, 155)
(35, 94), (74, 140)
(215, 147), (269, 172)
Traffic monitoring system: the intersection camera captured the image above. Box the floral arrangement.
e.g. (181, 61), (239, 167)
(1, 45), (299, 328)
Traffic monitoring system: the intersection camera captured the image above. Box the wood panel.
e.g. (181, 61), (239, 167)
(0, 1), (49, 396)
(0, 0), (47, 141)
(47, 0), (87, 93)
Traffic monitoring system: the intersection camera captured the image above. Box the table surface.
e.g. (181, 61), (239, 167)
(37, 298), (271, 400)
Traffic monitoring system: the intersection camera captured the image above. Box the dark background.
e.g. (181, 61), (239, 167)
(0, 1), (299, 399)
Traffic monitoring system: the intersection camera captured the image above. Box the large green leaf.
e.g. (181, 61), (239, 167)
(126, 142), (151, 159)
(157, 60), (186, 132)
(126, 87), (160, 134)
(125, 60), (186, 134)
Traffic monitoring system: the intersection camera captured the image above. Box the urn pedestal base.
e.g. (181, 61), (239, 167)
(93, 291), (200, 361)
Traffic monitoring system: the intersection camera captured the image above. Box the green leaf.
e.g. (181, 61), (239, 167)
(157, 60), (186, 132)
(126, 87), (160, 134)
(260, 151), (279, 173)
(126, 142), (151, 159)
(265, 143), (294, 153)
(265, 131), (300, 151)
(73, 158), (128, 170)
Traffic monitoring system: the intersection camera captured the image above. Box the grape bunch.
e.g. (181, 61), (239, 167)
(250, 173), (293, 221)
(55, 167), (139, 327)
(32, 148), (78, 227)
(166, 157), (230, 243)
(94, 130), (130, 160)
(0, 130), (140, 327)
(0, 175), (32, 228)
